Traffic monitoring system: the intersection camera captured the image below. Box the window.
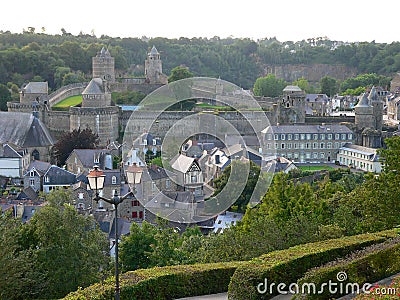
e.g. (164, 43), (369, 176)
(30, 171), (35, 177)
(300, 143), (305, 149)
(266, 134), (272, 140)
(153, 139), (157, 145)
(111, 176), (117, 185)
(166, 179), (171, 189)
(313, 134), (318, 140)
(320, 143), (324, 149)
(342, 134), (346, 140)
(328, 134), (332, 140)
(306, 143), (310, 149)
(320, 134), (325, 140)
(306, 153), (311, 159)
(287, 143), (292, 149)
(191, 175), (197, 183)
(288, 134), (292, 140)
(327, 142), (332, 149)
(152, 182), (157, 192)
(29, 179), (35, 186)
(334, 142), (339, 148)
(294, 153), (299, 159)
(348, 133), (353, 140)
(281, 143), (285, 149)
(274, 134), (279, 140)
(79, 193), (84, 199)
(45, 176), (49, 183)
(300, 134), (305, 140)
(313, 142), (318, 149)
(267, 143), (271, 149)
(294, 134), (299, 140)
(139, 211), (143, 219)
(320, 153), (325, 159)
(313, 153), (318, 159)
(335, 134), (340, 140)
(132, 200), (140, 206)
(306, 134), (311, 140)
(132, 211), (138, 218)
(281, 134), (285, 140)
(294, 143), (298, 149)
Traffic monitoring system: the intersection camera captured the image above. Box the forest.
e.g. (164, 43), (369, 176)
(1, 31), (400, 92)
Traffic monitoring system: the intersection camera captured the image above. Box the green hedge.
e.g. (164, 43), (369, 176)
(64, 261), (244, 300)
(295, 237), (400, 299)
(228, 230), (398, 300)
(354, 273), (400, 299)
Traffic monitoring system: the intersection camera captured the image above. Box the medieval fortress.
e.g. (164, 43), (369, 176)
(7, 46), (385, 150)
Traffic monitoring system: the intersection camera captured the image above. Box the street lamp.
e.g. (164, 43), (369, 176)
(87, 164), (142, 300)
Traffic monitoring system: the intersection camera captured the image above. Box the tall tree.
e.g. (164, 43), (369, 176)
(320, 76), (338, 97)
(52, 128), (99, 166)
(253, 74), (287, 97)
(0, 83), (11, 111)
(168, 65), (194, 83)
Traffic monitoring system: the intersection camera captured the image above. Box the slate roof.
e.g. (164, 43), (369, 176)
(97, 47), (112, 58)
(143, 165), (175, 182)
(368, 86), (379, 102)
(69, 149), (111, 169)
(340, 143), (379, 161)
(283, 85), (302, 92)
(355, 93), (370, 108)
(26, 160), (51, 175)
(171, 154), (197, 173)
(22, 82), (48, 94)
(82, 78), (104, 95)
(103, 170), (121, 186)
(0, 144), (22, 158)
(149, 45), (159, 55)
(261, 124), (353, 134)
(0, 112), (54, 148)
(43, 166), (76, 185)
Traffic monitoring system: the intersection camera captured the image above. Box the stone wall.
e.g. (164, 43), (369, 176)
(110, 82), (164, 94)
(45, 111), (71, 139)
(47, 83), (87, 107)
(305, 116), (355, 124)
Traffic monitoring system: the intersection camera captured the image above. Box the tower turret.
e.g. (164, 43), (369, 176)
(92, 47), (115, 82)
(354, 93), (373, 131)
(144, 46), (167, 84)
(368, 86), (383, 131)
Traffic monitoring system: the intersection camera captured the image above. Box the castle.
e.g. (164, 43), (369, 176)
(7, 46), (384, 152)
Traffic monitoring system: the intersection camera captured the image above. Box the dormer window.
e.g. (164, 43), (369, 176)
(111, 176), (117, 185)
(45, 176), (49, 183)
(94, 156), (99, 164)
(30, 171), (35, 177)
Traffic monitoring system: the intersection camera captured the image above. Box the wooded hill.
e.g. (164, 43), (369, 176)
(0, 31), (399, 90)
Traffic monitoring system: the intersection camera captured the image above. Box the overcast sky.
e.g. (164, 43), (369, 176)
(2, 0), (399, 43)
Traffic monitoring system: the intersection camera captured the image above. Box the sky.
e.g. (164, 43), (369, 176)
(1, 0), (399, 43)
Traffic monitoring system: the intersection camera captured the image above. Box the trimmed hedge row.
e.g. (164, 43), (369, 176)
(294, 237), (400, 299)
(228, 230), (398, 300)
(64, 261), (244, 300)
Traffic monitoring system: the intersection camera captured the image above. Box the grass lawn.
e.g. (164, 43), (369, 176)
(298, 165), (336, 171)
(52, 95), (83, 108)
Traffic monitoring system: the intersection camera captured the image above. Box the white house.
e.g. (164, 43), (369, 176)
(337, 143), (382, 173)
(0, 144), (30, 178)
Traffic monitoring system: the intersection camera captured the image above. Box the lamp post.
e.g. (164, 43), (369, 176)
(87, 164), (142, 300)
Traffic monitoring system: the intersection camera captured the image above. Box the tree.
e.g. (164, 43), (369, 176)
(168, 66), (194, 83)
(52, 128), (99, 166)
(292, 77), (314, 93)
(253, 74), (287, 97)
(24, 189), (110, 298)
(320, 76), (338, 97)
(0, 83), (11, 111)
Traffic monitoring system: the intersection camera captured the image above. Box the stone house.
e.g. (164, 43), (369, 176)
(305, 94), (329, 116)
(71, 181), (93, 212)
(170, 154), (203, 200)
(42, 165), (76, 193)
(66, 149), (113, 175)
(23, 160), (51, 192)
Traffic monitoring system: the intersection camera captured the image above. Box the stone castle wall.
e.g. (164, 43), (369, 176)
(45, 111), (71, 139)
(110, 82), (164, 94)
(47, 83), (87, 107)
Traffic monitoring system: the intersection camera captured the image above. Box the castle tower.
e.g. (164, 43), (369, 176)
(281, 85), (306, 123)
(92, 47), (115, 82)
(368, 86), (383, 132)
(145, 46), (167, 84)
(354, 93), (374, 131)
(81, 78), (112, 108)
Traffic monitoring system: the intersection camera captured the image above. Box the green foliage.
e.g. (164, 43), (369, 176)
(227, 230), (397, 300)
(64, 261), (244, 300)
(253, 74), (288, 97)
(52, 127), (99, 166)
(341, 86), (366, 96)
(148, 156), (163, 168)
(111, 91), (146, 105)
(168, 65), (194, 83)
(0, 83), (11, 111)
(292, 77), (315, 93)
(0, 189), (110, 299)
(296, 237), (400, 299)
(320, 76), (338, 97)
(340, 73), (391, 92)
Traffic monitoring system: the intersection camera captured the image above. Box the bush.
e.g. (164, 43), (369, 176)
(295, 237), (400, 299)
(64, 262), (244, 300)
(227, 230), (398, 300)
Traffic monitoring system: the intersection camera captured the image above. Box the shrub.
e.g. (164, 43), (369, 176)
(64, 262), (244, 300)
(228, 230), (398, 300)
(295, 237), (400, 299)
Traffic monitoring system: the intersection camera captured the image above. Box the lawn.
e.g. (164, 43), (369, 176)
(298, 165), (336, 171)
(52, 95), (83, 108)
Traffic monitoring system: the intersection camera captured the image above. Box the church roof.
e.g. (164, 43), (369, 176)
(0, 112), (54, 148)
(22, 82), (48, 94)
(355, 93), (370, 108)
(149, 45), (159, 55)
(82, 78), (104, 95)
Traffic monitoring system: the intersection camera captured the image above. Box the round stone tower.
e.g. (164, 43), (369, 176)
(354, 93), (374, 131)
(92, 47), (115, 82)
(368, 86), (383, 132)
(145, 46), (167, 84)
